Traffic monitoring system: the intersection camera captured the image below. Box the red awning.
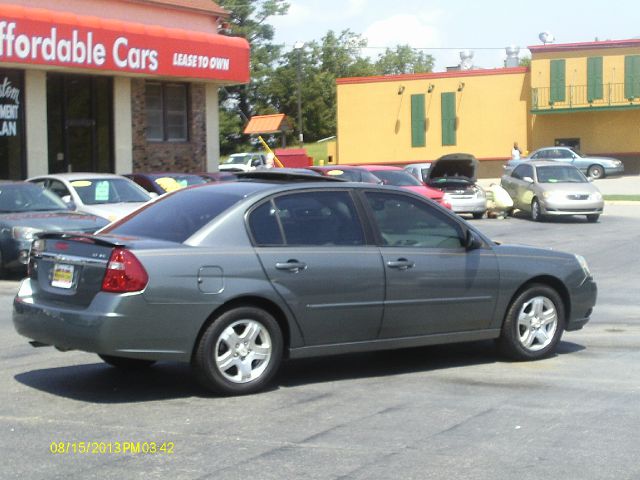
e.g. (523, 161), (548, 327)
(0, 4), (249, 83)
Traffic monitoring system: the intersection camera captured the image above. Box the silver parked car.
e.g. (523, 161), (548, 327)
(423, 153), (487, 219)
(504, 146), (624, 179)
(14, 175), (596, 395)
(28, 173), (152, 222)
(501, 161), (604, 222)
(404, 162), (432, 183)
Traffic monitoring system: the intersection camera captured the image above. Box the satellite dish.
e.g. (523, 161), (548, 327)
(539, 32), (555, 44)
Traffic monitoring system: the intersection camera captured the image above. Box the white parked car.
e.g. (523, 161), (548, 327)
(219, 153), (270, 172)
(28, 173), (152, 222)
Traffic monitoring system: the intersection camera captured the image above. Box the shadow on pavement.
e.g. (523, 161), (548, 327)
(14, 340), (585, 401)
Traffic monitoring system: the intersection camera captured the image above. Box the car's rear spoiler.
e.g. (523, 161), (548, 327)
(36, 232), (128, 248)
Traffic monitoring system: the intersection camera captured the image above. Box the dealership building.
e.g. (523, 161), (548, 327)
(0, 0), (249, 180)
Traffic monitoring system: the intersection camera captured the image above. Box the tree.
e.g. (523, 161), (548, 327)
(215, 0), (290, 153)
(374, 45), (435, 75)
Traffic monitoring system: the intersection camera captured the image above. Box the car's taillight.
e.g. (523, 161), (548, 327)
(101, 248), (148, 293)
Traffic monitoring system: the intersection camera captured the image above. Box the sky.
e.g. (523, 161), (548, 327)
(271, 0), (640, 72)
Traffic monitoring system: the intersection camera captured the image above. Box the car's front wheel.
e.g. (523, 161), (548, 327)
(531, 198), (544, 222)
(192, 307), (283, 395)
(497, 284), (565, 360)
(587, 214), (600, 223)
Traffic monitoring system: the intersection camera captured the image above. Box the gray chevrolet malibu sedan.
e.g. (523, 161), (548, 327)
(13, 175), (597, 395)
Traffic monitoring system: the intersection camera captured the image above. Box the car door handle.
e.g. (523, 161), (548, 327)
(275, 260), (307, 273)
(386, 259), (415, 270)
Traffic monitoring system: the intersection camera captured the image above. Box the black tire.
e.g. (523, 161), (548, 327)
(472, 212), (485, 219)
(98, 354), (156, 369)
(497, 284), (565, 361)
(192, 307), (283, 395)
(587, 214), (600, 223)
(587, 164), (604, 179)
(531, 198), (544, 222)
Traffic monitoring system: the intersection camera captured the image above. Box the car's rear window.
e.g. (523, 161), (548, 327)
(103, 187), (245, 243)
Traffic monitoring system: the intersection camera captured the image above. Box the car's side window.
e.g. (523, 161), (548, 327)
(48, 180), (71, 198)
(254, 191), (365, 247)
(248, 200), (285, 246)
(365, 192), (463, 249)
(512, 165), (526, 180)
(514, 164), (533, 180)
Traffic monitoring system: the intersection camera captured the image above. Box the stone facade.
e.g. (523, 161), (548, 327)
(131, 79), (207, 172)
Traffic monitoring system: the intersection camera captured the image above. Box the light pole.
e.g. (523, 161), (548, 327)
(293, 41), (304, 145)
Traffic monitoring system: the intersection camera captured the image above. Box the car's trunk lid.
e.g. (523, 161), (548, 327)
(427, 154), (479, 185)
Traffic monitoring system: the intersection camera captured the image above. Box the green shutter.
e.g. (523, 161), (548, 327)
(625, 55), (640, 99)
(587, 57), (603, 102)
(411, 94), (426, 147)
(441, 92), (456, 146)
(550, 59), (566, 103)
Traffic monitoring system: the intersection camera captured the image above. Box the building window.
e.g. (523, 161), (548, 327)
(587, 57), (603, 102)
(441, 92), (456, 146)
(410, 94), (426, 148)
(550, 59), (566, 104)
(624, 55), (640, 100)
(145, 82), (189, 142)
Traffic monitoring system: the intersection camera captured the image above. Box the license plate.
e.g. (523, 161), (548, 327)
(52, 264), (74, 289)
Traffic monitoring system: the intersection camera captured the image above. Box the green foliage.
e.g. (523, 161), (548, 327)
(375, 45), (435, 75)
(519, 56), (531, 67)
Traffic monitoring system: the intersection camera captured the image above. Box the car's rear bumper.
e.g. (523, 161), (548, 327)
(12, 279), (204, 362)
(447, 197), (487, 214)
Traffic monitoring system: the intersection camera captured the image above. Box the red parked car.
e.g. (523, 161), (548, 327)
(358, 165), (452, 209)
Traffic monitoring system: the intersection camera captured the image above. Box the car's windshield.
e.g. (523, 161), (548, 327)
(223, 155), (250, 165)
(0, 184), (69, 212)
(536, 166), (587, 184)
(70, 178), (151, 205)
(152, 175), (208, 193)
(371, 170), (423, 186)
(102, 187), (246, 243)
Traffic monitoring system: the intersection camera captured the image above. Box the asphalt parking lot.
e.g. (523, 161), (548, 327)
(1, 198), (639, 479)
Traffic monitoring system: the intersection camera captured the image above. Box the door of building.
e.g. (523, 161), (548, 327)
(47, 74), (113, 174)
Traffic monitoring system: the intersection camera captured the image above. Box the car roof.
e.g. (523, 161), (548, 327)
(524, 160), (575, 167)
(404, 163), (432, 168)
(311, 165), (368, 171)
(29, 173), (131, 181)
(358, 165), (403, 171)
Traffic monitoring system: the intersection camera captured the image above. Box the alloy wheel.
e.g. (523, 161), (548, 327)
(214, 319), (273, 384)
(517, 296), (558, 351)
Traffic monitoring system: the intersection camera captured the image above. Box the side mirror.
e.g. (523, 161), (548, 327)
(464, 229), (483, 251)
(522, 176), (534, 183)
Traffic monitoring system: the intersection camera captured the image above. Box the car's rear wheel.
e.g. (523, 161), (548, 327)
(497, 284), (565, 360)
(98, 354), (156, 369)
(472, 212), (485, 219)
(586, 214), (600, 223)
(531, 198), (544, 222)
(587, 165), (604, 179)
(192, 307), (283, 395)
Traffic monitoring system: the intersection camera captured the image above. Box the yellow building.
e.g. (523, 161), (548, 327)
(336, 38), (640, 176)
